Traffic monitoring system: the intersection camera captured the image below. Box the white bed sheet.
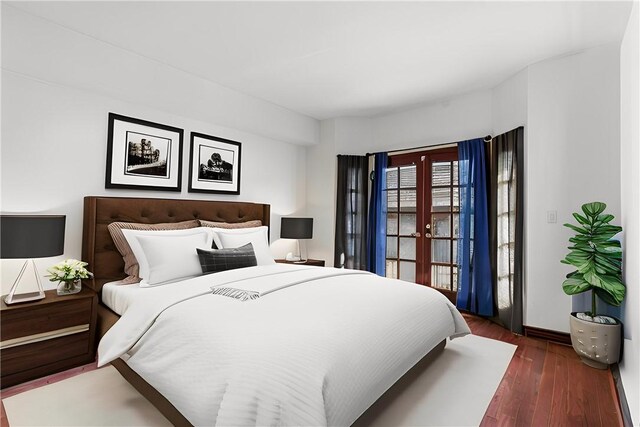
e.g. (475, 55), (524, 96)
(98, 264), (470, 426)
(101, 281), (144, 316)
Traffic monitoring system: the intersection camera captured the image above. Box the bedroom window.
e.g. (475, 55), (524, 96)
(384, 148), (459, 302)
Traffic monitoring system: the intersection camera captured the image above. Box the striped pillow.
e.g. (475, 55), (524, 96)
(108, 220), (199, 283)
(199, 219), (262, 229)
(197, 243), (257, 274)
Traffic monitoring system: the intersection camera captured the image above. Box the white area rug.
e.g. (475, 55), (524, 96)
(360, 334), (517, 427)
(2, 366), (172, 426)
(3, 334), (515, 427)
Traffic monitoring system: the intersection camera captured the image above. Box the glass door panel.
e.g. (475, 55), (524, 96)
(383, 148), (458, 303)
(385, 160), (420, 282)
(425, 150), (459, 302)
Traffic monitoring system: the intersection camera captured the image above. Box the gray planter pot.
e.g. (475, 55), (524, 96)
(569, 312), (621, 369)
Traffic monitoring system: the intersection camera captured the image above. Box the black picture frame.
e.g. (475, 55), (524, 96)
(105, 113), (183, 192)
(188, 132), (242, 195)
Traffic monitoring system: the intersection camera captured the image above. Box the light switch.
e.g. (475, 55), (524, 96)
(547, 210), (557, 223)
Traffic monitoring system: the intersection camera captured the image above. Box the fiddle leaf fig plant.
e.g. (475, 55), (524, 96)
(561, 202), (625, 317)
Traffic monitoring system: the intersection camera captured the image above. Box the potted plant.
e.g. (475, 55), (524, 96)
(561, 201), (625, 369)
(47, 259), (93, 296)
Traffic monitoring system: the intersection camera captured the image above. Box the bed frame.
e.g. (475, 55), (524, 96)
(81, 195), (445, 426)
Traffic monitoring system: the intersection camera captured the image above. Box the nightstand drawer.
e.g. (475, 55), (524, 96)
(1, 331), (91, 376)
(1, 298), (92, 341)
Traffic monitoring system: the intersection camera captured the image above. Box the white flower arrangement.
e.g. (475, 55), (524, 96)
(47, 259), (93, 283)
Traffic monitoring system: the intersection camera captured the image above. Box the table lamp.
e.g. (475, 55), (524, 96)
(1, 215), (66, 304)
(280, 217), (313, 263)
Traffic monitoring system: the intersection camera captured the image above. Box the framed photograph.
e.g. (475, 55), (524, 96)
(188, 132), (242, 195)
(105, 113), (183, 191)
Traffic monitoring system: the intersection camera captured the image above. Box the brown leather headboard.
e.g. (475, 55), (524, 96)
(82, 196), (270, 294)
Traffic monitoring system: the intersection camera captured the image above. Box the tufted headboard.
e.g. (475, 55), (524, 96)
(82, 196), (270, 294)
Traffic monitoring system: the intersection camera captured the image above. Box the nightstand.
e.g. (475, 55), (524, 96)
(275, 259), (326, 267)
(0, 287), (97, 388)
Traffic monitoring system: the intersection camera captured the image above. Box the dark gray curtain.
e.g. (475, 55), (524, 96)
(486, 127), (524, 334)
(334, 155), (369, 269)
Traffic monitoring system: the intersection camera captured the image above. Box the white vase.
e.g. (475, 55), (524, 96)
(569, 312), (622, 369)
(57, 279), (82, 296)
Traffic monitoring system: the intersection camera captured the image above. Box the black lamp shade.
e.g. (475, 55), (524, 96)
(1, 215), (66, 259)
(280, 217), (313, 239)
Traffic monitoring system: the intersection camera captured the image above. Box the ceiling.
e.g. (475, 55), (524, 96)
(9, 1), (633, 120)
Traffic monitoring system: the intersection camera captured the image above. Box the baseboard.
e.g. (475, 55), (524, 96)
(523, 325), (572, 345)
(611, 363), (634, 427)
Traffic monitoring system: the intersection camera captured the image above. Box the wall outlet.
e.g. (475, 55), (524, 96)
(547, 210), (557, 223)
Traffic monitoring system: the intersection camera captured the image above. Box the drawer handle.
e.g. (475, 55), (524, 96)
(0, 324), (90, 350)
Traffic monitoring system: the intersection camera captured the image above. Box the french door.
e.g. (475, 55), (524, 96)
(385, 147), (459, 302)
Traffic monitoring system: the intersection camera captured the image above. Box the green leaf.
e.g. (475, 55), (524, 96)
(593, 276), (626, 306)
(596, 214), (614, 224)
(582, 202), (607, 217)
(563, 276), (592, 295)
(563, 223), (589, 235)
(572, 213), (591, 227)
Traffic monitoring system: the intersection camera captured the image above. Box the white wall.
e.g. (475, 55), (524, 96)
(306, 120), (338, 266)
(526, 44), (621, 332)
(619, 2), (639, 424)
(1, 5), (318, 147)
(371, 90), (493, 152)
(0, 6), (316, 293)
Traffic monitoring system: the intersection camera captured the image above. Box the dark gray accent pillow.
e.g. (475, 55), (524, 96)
(197, 243), (257, 274)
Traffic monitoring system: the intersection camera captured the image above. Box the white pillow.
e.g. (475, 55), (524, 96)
(210, 226), (275, 266)
(122, 227), (214, 286)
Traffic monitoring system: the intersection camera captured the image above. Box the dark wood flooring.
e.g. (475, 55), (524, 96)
(466, 314), (623, 426)
(1, 315), (623, 427)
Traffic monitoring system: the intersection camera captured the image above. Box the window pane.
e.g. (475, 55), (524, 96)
(453, 268), (458, 291)
(386, 168), (398, 189)
(399, 214), (416, 236)
(400, 165), (416, 188)
(400, 261), (416, 283)
(432, 265), (451, 290)
(386, 260), (398, 279)
(452, 239), (458, 264)
(387, 190), (398, 211)
(387, 213), (398, 235)
(432, 162), (451, 186)
(400, 190), (416, 212)
(453, 213), (460, 237)
(433, 214), (451, 237)
(453, 161), (459, 185)
(432, 239), (451, 263)
(453, 187), (460, 211)
(386, 236), (397, 258)
(432, 188), (451, 212)
(399, 237), (416, 260)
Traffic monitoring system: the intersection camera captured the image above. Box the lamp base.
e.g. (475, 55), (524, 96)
(3, 260), (46, 305)
(4, 291), (45, 305)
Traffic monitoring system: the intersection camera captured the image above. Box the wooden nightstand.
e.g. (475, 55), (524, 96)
(275, 259), (326, 267)
(0, 287), (97, 388)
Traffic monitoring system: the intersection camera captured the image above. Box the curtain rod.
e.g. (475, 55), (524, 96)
(366, 135), (492, 157)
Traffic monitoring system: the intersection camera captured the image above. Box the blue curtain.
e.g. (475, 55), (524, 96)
(457, 139), (493, 316)
(366, 152), (388, 275)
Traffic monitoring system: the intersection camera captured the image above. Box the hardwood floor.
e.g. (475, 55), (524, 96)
(466, 314), (623, 427)
(1, 315), (623, 427)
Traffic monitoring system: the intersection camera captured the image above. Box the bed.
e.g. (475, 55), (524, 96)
(82, 196), (470, 426)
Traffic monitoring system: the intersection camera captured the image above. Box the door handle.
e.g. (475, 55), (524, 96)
(411, 232), (422, 238)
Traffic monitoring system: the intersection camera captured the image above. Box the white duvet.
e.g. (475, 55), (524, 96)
(98, 264), (470, 426)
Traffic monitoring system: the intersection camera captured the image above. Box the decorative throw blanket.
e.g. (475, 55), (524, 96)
(210, 269), (371, 301)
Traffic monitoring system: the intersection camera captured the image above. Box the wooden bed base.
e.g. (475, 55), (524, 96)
(83, 195), (447, 426)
